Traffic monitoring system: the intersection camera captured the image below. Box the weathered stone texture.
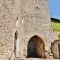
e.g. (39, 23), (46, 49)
(18, 0), (58, 58)
(51, 40), (60, 59)
(0, 0), (58, 60)
(20, 0), (52, 49)
(0, 0), (18, 60)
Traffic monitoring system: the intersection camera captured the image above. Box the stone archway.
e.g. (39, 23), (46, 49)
(27, 35), (45, 58)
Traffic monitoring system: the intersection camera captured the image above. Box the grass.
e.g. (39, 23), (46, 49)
(51, 19), (60, 31)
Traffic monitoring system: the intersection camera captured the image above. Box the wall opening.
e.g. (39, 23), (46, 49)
(27, 35), (45, 58)
(14, 31), (18, 57)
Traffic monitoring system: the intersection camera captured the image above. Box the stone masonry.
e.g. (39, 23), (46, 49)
(19, 0), (58, 58)
(0, 0), (58, 60)
(0, 0), (20, 60)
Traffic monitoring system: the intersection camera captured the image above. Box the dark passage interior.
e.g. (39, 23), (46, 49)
(27, 35), (45, 58)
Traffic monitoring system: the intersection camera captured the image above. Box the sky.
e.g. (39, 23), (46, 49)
(48, 0), (60, 19)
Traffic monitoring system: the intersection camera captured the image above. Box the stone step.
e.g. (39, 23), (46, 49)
(14, 58), (60, 60)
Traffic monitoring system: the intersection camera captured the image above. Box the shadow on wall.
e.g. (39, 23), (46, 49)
(27, 35), (46, 58)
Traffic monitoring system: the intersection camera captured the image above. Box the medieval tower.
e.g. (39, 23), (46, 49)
(0, 0), (58, 60)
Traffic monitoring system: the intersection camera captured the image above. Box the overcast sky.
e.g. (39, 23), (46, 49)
(48, 0), (60, 19)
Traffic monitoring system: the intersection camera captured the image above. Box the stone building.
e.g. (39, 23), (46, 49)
(51, 40), (60, 59)
(0, 0), (58, 60)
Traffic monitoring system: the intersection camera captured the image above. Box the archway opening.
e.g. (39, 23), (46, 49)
(27, 35), (45, 58)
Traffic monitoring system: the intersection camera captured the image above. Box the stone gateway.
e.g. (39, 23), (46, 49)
(0, 0), (58, 60)
(27, 35), (45, 58)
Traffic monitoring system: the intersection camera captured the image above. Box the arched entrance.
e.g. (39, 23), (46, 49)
(27, 35), (45, 58)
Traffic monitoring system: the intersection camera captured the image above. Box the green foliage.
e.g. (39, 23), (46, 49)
(51, 20), (60, 31)
(51, 19), (60, 38)
(58, 33), (60, 39)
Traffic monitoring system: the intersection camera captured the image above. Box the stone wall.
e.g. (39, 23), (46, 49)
(19, 0), (56, 57)
(0, 0), (20, 60)
(0, 0), (58, 59)
(51, 40), (60, 59)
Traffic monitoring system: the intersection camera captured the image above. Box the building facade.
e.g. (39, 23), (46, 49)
(0, 0), (58, 60)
